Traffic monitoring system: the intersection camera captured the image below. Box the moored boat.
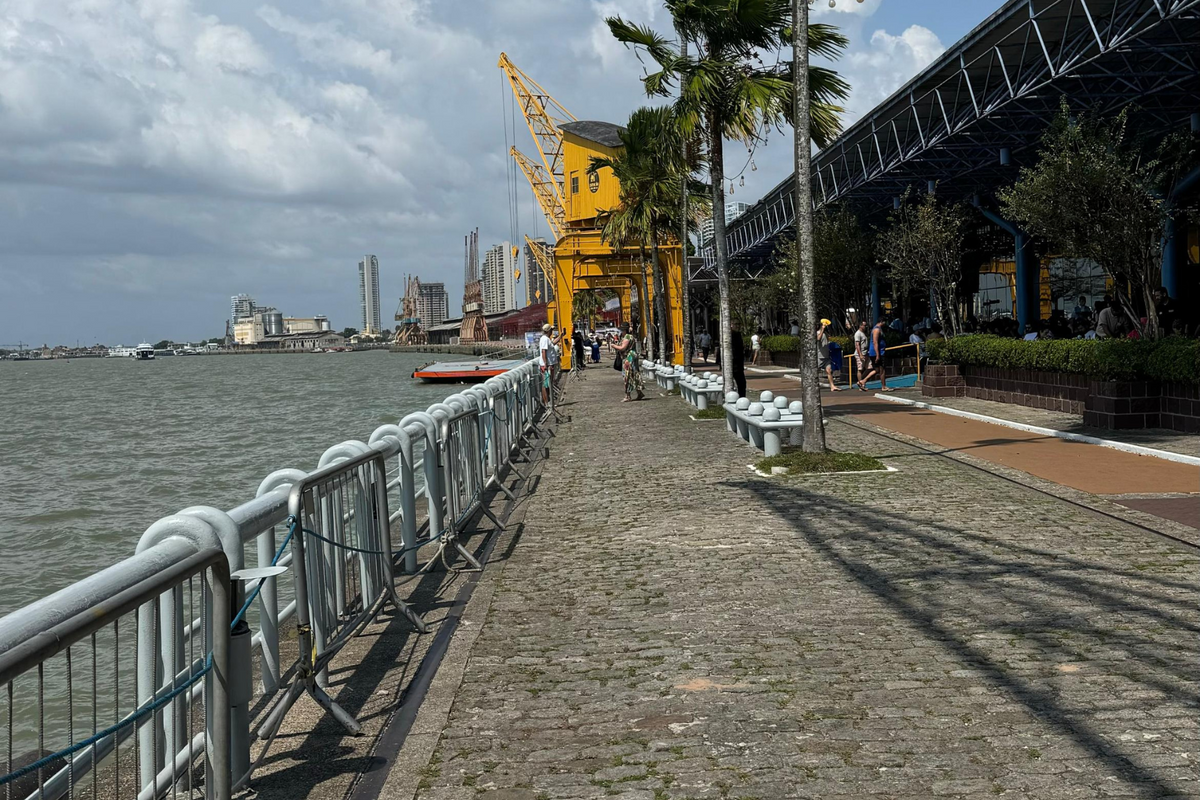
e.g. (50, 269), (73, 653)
(412, 358), (524, 383)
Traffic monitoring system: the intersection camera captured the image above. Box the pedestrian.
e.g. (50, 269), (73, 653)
(730, 320), (747, 398)
(538, 323), (553, 403)
(1095, 302), (1128, 339)
(572, 329), (585, 369)
(852, 320), (871, 389)
(1153, 286), (1176, 334)
(750, 327), (763, 366)
(789, 319), (801, 336)
(698, 330), (713, 363)
(816, 319), (840, 392)
(871, 320), (891, 392)
(591, 335), (601, 363)
(1072, 294), (1091, 321)
(613, 322), (644, 402)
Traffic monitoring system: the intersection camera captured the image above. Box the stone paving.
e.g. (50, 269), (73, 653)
(412, 365), (1200, 800)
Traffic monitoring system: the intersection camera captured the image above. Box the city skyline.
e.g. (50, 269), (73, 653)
(0, 0), (990, 343)
(358, 255), (382, 335)
(481, 242), (517, 315)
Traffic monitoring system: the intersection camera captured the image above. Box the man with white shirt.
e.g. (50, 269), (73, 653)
(538, 323), (553, 403)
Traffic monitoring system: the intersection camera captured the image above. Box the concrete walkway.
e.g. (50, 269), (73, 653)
(405, 365), (1199, 800)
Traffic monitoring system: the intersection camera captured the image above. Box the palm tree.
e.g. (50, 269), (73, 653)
(588, 106), (709, 364)
(608, 0), (849, 389)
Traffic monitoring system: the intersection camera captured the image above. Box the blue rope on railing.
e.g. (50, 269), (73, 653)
(2, 517), (302, 788)
(0, 654), (213, 787)
(287, 515), (386, 556)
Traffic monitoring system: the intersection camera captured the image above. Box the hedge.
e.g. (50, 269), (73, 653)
(762, 330), (904, 354)
(925, 335), (1200, 384)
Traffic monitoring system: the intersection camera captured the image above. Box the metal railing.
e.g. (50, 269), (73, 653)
(0, 358), (549, 800)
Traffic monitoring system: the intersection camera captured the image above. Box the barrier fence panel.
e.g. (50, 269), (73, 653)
(0, 546), (231, 800)
(1, 358), (551, 796)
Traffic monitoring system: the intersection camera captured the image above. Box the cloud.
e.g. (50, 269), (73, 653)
(840, 25), (946, 120)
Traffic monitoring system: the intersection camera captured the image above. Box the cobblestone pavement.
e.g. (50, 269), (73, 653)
(413, 366), (1199, 800)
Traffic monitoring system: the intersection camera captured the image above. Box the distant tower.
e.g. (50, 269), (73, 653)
(394, 275), (427, 345)
(460, 229), (490, 343)
(482, 242), (518, 314)
(358, 255), (382, 334)
(230, 294), (256, 322)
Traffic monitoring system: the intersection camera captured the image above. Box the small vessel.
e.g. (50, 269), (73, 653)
(134, 343), (155, 360)
(412, 358), (524, 383)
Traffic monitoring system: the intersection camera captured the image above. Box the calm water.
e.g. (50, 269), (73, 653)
(0, 351), (460, 618)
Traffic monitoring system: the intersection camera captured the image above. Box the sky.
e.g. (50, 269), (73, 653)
(0, 0), (1001, 347)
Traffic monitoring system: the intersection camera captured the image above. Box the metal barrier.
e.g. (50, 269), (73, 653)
(0, 358), (549, 798)
(0, 543), (232, 800)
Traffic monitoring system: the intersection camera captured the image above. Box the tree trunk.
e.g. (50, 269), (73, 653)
(679, 26), (692, 372)
(793, 0), (825, 452)
(651, 230), (670, 365)
(710, 117), (734, 390)
(639, 245), (654, 361)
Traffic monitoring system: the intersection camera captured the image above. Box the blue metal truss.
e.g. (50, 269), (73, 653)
(696, 0), (1200, 280)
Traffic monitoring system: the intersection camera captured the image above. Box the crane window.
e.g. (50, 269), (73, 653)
(570, 174), (579, 194)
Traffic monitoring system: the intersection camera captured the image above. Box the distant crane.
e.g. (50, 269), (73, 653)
(459, 228), (490, 343)
(394, 275), (427, 345)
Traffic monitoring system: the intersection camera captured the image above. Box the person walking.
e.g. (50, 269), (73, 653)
(538, 323), (553, 403)
(750, 328), (763, 366)
(867, 319), (891, 392)
(572, 329), (586, 370)
(698, 330), (713, 363)
(816, 319), (840, 392)
(590, 335), (602, 363)
(852, 320), (871, 390)
(730, 320), (747, 398)
(613, 322), (644, 402)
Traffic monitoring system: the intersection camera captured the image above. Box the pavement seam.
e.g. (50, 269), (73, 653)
(369, 425), (555, 800)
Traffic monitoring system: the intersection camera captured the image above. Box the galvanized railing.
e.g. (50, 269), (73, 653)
(0, 358), (549, 800)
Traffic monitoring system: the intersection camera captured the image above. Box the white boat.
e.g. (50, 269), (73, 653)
(134, 343), (155, 360)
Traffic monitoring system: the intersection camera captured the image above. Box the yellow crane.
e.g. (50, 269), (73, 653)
(499, 52), (683, 366)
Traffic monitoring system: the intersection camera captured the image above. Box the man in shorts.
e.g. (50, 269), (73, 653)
(853, 320), (873, 389)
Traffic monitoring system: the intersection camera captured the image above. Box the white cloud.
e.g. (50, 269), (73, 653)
(256, 6), (401, 81)
(840, 25), (945, 121)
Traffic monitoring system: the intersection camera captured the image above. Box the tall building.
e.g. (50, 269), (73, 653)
(700, 202), (751, 248)
(523, 238), (555, 306)
(358, 255), (382, 334)
(230, 294), (255, 322)
(416, 282), (450, 330)
(482, 242), (517, 314)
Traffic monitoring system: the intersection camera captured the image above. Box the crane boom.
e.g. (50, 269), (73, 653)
(498, 52), (575, 230)
(523, 234), (557, 299)
(511, 147), (565, 242)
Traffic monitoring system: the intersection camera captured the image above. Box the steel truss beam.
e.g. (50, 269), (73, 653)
(704, 0), (1200, 271)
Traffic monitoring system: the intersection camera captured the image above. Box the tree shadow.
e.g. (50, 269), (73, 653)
(727, 476), (1199, 797)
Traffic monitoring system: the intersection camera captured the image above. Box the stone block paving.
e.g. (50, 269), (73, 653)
(415, 367), (1199, 800)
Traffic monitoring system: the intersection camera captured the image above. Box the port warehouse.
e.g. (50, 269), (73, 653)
(698, 0), (1200, 327)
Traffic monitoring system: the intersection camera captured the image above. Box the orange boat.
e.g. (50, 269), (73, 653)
(411, 358), (525, 383)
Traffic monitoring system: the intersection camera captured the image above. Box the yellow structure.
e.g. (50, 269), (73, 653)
(499, 53), (684, 369)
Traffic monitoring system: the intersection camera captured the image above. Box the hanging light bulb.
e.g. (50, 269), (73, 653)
(739, 176), (745, 187)
(751, 160), (757, 172)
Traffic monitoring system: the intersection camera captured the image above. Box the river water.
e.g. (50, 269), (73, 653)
(0, 351), (462, 619)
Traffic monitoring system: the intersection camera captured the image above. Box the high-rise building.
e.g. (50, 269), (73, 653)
(230, 294), (256, 322)
(700, 202), (751, 248)
(358, 255), (382, 334)
(523, 238), (555, 306)
(416, 282), (450, 330)
(482, 243), (517, 314)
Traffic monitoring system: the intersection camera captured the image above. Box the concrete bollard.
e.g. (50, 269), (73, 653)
(747, 402), (765, 449)
(735, 397), (751, 439)
(762, 407), (783, 456)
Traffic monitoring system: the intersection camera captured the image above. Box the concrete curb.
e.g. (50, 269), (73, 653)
(747, 464), (899, 478)
(873, 394), (1200, 467)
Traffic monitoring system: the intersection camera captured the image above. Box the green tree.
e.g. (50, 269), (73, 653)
(153, 339), (171, 350)
(588, 106), (709, 362)
(877, 188), (968, 336)
(608, 0), (849, 386)
(773, 207), (874, 331)
(340, 327), (358, 339)
(999, 101), (1195, 339)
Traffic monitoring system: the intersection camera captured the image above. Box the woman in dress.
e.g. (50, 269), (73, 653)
(613, 322), (644, 402)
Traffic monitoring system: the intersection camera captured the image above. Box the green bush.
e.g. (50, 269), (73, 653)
(761, 334), (801, 353)
(926, 335), (1200, 384)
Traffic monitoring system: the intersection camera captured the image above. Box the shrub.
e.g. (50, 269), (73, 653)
(926, 335), (1200, 384)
